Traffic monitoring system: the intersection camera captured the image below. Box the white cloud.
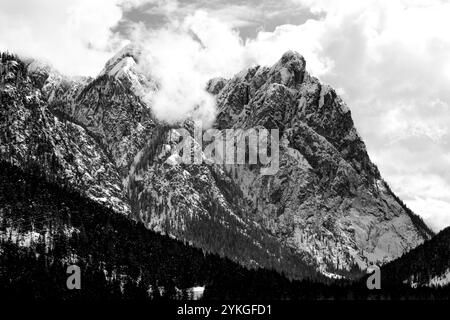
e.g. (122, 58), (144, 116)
(127, 9), (335, 126)
(130, 11), (251, 126)
(0, 0), (126, 75)
(405, 197), (450, 233)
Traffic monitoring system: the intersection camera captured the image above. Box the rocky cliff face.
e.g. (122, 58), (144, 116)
(0, 54), (129, 214)
(0, 48), (434, 279)
(208, 51), (434, 273)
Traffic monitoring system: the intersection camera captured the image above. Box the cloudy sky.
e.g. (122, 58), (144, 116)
(1, 0), (450, 231)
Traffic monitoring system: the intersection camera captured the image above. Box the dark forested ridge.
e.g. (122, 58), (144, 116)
(381, 226), (450, 287)
(0, 161), (448, 300)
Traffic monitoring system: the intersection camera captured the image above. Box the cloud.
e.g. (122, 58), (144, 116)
(405, 197), (450, 233)
(125, 8), (333, 126)
(0, 0), (126, 75)
(128, 11), (252, 126)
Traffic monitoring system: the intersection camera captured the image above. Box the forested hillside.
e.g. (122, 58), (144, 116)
(0, 160), (323, 300)
(0, 161), (448, 300)
(381, 226), (450, 287)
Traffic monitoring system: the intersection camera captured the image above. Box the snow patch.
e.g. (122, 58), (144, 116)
(428, 269), (450, 287)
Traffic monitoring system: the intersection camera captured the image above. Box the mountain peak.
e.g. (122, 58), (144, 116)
(267, 50), (306, 88)
(97, 43), (157, 99)
(99, 43), (142, 79)
(280, 50), (305, 65)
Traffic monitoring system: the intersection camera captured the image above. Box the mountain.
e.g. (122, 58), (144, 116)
(0, 48), (434, 279)
(204, 51), (434, 273)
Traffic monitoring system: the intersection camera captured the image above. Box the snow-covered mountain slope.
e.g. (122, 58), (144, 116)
(0, 53), (129, 214)
(428, 269), (450, 287)
(0, 49), (435, 278)
(98, 44), (157, 98)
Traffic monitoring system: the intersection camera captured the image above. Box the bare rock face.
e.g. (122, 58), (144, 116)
(208, 51), (433, 273)
(0, 49), (434, 279)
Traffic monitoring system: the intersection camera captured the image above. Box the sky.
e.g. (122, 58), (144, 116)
(1, 0), (450, 232)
